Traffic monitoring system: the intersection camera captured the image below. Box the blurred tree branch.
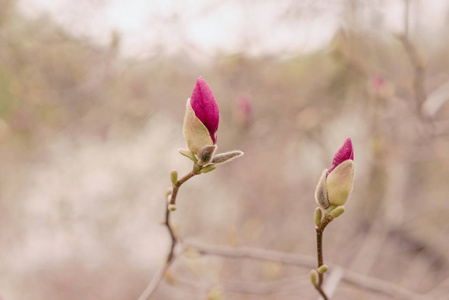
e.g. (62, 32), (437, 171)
(182, 240), (434, 300)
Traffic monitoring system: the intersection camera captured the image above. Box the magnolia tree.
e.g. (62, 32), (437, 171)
(138, 77), (355, 300)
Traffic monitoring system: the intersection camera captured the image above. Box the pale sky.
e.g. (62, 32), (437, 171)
(17, 0), (449, 60)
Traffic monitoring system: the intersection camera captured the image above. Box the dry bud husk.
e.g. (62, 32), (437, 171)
(212, 150), (244, 164)
(197, 145), (217, 166)
(315, 169), (330, 209)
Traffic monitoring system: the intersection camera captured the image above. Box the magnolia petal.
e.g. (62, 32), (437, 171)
(183, 98), (214, 154)
(327, 137), (354, 176)
(326, 160), (355, 206)
(191, 77), (219, 143)
(315, 169), (330, 209)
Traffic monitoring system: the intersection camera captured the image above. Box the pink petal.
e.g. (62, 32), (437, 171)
(190, 77), (219, 143)
(327, 137), (354, 176)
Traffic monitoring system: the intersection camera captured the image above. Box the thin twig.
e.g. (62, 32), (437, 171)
(137, 167), (200, 300)
(181, 240), (316, 268)
(136, 259), (174, 300)
(314, 214), (333, 300)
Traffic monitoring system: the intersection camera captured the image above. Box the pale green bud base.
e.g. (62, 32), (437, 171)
(178, 148), (198, 163)
(314, 207), (322, 227)
(329, 206), (345, 218)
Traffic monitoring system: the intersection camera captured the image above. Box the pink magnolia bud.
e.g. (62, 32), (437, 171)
(183, 77), (220, 154)
(315, 138), (355, 209)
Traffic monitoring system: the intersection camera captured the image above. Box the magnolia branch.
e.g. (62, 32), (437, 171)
(137, 167), (200, 300)
(314, 214), (333, 300)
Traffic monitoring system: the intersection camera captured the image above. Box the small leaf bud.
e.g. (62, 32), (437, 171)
(315, 169), (330, 209)
(318, 265), (328, 274)
(310, 269), (318, 286)
(170, 170), (178, 186)
(168, 204), (176, 211)
(200, 164), (217, 173)
(329, 206), (345, 218)
(314, 207), (322, 227)
(166, 188), (172, 197)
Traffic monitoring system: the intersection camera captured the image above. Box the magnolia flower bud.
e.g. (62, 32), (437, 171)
(315, 138), (355, 209)
(183, 77), (219, 154)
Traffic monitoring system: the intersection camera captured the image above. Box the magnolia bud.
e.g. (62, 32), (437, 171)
(183, 77), (219, 154)
(315, 137), (355, 209)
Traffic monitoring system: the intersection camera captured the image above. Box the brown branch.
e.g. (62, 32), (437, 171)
(137, 166), (200, 300)
(314, 214), (333, 300)
(170, 168), (200, 206)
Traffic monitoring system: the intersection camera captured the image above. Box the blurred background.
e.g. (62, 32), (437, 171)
(1, 0), (449, 299)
